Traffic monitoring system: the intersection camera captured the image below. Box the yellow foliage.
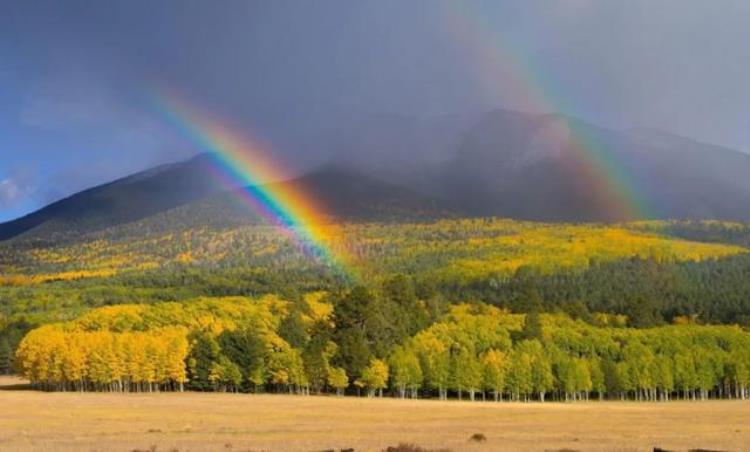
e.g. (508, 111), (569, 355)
(2, 218), (746, 287)
(15, 324), (189, 390)
(304, 292), (333, 323)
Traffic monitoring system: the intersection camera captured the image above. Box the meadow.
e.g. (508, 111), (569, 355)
(0, 376), (747, 452)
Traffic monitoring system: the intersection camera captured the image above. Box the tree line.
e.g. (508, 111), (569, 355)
(12, 289), (750, 401)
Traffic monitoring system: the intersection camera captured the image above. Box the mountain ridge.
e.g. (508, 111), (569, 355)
(3, 109), (750, 242)
(426, 109), (750, 222)
(0, 156), (453, 243)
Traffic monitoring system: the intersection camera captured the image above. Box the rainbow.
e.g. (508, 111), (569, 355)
(149, 90), (352, 276)
(443, 3), (651, 220)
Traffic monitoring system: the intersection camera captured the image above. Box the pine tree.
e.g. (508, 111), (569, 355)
(187, 332), (221, 391)
(0, 338), (13, 375)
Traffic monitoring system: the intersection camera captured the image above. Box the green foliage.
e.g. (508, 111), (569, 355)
(520, 311), (543, 341)
(389, 346), (423, 399)
(5, 217), (750, 402)
(11, 296), (750, 402)
(451, 347), (482, 400)
(216, 328), (268, 391)
(0, 337), (13, 374)
(187, 332), (221, 391)
(2, 218), (750, 345)
(209, 356), (243, 392)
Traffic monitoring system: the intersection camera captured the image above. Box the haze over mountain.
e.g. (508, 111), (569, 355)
(2, 110), (750, 243)
(430, 110), (750, 222)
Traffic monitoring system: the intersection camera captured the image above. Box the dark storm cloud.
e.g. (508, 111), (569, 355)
(1, 0), (750, 220)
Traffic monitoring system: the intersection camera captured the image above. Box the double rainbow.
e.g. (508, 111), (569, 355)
(150, 91), (349, 275)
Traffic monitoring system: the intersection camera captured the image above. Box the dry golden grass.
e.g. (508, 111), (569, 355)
(0, 377), (748, 452)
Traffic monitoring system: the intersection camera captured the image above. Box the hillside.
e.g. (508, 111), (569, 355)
(0, 157), (452, 244)
(2, 217), (750, 333)
(1, 218), (743, 283)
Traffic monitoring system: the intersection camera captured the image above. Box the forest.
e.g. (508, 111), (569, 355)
(4, 218), (750, 400)
(12, 286), (750, 402)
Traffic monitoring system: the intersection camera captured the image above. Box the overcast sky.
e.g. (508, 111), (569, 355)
(1, 0), (750, 221)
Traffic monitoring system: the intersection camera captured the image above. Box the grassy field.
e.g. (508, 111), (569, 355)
(0, 378), (748, 452)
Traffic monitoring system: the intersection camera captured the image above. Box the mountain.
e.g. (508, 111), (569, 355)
(273, 165), (454, 221)
(0, 154), (227, 242)
(3, 109), (750, 243)
(0, 155), (453, 243)
(425, 110), (750, 222)
(106, 165), (457, 239)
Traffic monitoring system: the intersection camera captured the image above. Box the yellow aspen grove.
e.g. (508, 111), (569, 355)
(62, 337), (87, 391)
(165, 331), (189, 392)
(15, 327), (189, 392)
(11, 297), (750, 402)
(128, 335), (149, 392)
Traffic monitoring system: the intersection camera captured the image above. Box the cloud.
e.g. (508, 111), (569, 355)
(0, 170), (36, 208)
(0, 179), (21, 206)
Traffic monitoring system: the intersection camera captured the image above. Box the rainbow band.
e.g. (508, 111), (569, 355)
(150, 91), (350, 275)
(443, 2), (650, 220)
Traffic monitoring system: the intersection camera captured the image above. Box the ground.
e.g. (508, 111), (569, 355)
(0, 377), (747, 452)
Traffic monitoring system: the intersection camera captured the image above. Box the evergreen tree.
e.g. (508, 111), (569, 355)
(0, 337), (12, 375)
(278, 309), (309, 350)
(521, 311), (543, 341)
(187, 332), (221, 391)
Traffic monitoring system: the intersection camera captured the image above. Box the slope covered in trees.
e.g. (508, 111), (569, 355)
(2, 219), (742, 284)
(2, 218), (750, 375)
(632, 220), (750, 247)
